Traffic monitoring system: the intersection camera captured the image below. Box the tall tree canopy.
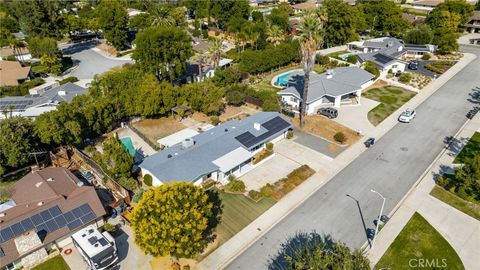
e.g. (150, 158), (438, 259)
(0, 117), (38, 169)
(403, 25), (434, 45)
(27, 37), (59, 58)
(132, 26), (193, 81)
(4, 0), (67, 38)
(322, 0), (366, 47)
(99, 136), (134, 179)
(96, 0), (128, 49)
(359, 0), (411, 37)
(130, 183), (222, 258)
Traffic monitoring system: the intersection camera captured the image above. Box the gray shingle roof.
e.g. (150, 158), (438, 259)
(277, 67), (375, 103)
(139, 112), (292, 183)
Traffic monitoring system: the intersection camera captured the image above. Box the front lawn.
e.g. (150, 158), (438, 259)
(363, 85), (417, 126)
(32, 255), (70, 270)
(454, 132), (480, 164)
(425, 61), (455, 74)
(430, 185), (480, 221)
(375, 212), (464, 270)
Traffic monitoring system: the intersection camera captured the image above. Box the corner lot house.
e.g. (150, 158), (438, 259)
(139, 112), (292, 186)
(348, 37), (436, 73)
(0, 61), (31, 86)
(277, 67), (375, 114)
(0, 168), (105, 270)
(0, 82), (87, 119)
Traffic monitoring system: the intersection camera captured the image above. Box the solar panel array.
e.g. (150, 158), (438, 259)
(373, 54), (395, 65)
(0, 100), (33, 110)
(235, 116), (291, 148)
(0, 204), (95, 244)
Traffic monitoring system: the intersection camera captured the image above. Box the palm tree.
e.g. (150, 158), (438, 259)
(150, 5), (176, 26)
(6, 35), (20, 62)
(208, 38), (223, 68)
(267, 25), (285, 47)
(298, 10), (326, 127)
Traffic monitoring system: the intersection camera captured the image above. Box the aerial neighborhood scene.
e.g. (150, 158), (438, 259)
(1, 0), (480, 269)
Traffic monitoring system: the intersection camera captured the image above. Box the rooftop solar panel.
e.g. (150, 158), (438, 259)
(235, 116), (291, 148)
(21, 218), (35, 231)
(0, 228), (14, 242)
(36, 223), (48, 233)
(79, 204), (92, 215)
(67, 219), (82, 230)
(46, 219), (59, 232)
(373, 54), (394, 65)
(72, 207), (83, 218)
(80, 212), (96, 224)
(10, 223), (24, 237)
(31, 214), (43, 226)
(0, 247), (4, 257)
(49, 206), (62, 217)
(40, 209), (53, 221)
(54, 215), (67, 227)
(63, 212), (75, 223)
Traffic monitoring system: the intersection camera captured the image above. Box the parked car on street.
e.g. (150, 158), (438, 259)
(466, 106), (479, 119)
(398, 109), (416, 123)
(364, 137), (375, 148)
(408, 61), (419, 70)
(317, 107), (338, 119)
(366, 228), (376, 240)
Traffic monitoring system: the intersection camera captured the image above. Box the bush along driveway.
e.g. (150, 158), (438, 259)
(362, 85), (417, 126)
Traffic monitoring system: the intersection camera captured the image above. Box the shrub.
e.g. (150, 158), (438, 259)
(399, 73), (412, 83)
(225, 179), (246, 193)
(388, 69), (393, 74)
(239, 40), (300, 74)
(260, 183), (274, 198)
(286, 130), (294, 139)
(202, 179), (216, 189)
(315, 54), (330, 65)
(143, 174), (152, 186)
(248, 190), (264, 201)
(210, 116), (221, 126)
(253, 149), (274, 165)
(266, 142), (273, 151)
(118, 177), (139, 191)
(5, 55), (16, 61)
(224, 84), (254, 105)
(333, 132), (347, 144)
(103, 222), (116, 233)
(132, 188), (144, 203)
(363, 61), (380, 78)
(59, 76), (79, 85)
(265, 165), (315, 200)
(421, 54), (431, 60)
(346, 55), (357, 64)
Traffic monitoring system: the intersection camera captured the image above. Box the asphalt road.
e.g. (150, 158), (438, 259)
(62, 41), (132, 80)
(226, 46), (480, 270)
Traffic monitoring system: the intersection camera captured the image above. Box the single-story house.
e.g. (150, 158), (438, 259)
(0, 167), (106, 270)
(0, 61), (32, 86)
(277, 67), (375, 114)
(411, 0), (442, 11)
(292, 1), (318, 14)
(349, 37), (436, 73)
(0, 82), (87, 119)
(139, 112), (293, 186)
(463, 11), (480, 33)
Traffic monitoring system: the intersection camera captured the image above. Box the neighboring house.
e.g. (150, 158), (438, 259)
(139, 112), (293, 186)
(348, 37), (435, 73)
(463, 10), (480, 33)
(410, 0), (441, 11)
(0, 82), (87, 119)
(184, 58), (233, 83)
(192, 37), (212, 53)
(292, 1), (318, 14)
(0, 61), (32, 86)
(0, 167), (106, 270)
(277, 67), (375, 114)
(402, 13), (426, 25)
(0, 47), (32, 62)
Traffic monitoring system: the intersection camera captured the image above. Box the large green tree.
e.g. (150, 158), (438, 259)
(453, 154), (480, 201)
(100, 136), (134, 179)
(130, 183), (222, 258)
(4, 0), (67, 38)
(267, 7), (290, 32)
(359, 0), (411, 37)
(0, 117), (37, 169)
(96, 0), (128, 49)
(273, 232), (370, 269)
(322, 0), (365, 47)
(27, 37), (59, 58)
(403, 25), (434, 45)
(132, 26), (193, 81)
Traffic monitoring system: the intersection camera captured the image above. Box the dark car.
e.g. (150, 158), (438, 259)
(366, 228), (376, 240)
(467, 107), (479, 119)
(408, 61), (419, 70)
(317, 107), (338, 119)
(364, 137), (375, 148)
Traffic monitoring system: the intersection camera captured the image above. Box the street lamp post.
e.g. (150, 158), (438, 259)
(370, 189), (386, 249)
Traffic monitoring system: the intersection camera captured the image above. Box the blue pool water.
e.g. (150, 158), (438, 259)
(120, 137), (136, 157)
(276, 72), (295, 86)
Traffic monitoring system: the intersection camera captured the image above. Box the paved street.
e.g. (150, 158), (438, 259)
(225, 46), (480, 269)
(62, 41), (132, 80)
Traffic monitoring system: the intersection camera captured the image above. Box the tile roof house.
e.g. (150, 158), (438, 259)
(0, 167), (106, 270)
(277, 67), (375, 114)
(139, 112), (293, 186)
(0, 61), (32, 86)
(348, 37), (436, 73)
(0, 82), (87, 119)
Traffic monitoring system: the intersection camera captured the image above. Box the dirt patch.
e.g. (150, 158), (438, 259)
(294, 115), (361, 145)
(132, 117), (186, 143)
(150, 257), (197, 270)
(96, 43), (117, 56)
(191, 105), (260, 124)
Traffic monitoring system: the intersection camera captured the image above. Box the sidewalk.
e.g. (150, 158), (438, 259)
(367, 114), (480, 270)
(197, 53), (477, 270)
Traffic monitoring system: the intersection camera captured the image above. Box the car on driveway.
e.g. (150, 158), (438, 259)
(317, 107), (338, 119)
(408, 61), (419, 70)
(398, 109), (416, 123)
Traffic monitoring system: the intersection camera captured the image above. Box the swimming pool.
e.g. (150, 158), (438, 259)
(276, 72), (294, 86)
(120, 137), (136, 157)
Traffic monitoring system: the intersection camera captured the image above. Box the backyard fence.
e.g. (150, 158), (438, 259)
(128, 125), (162, 151)
(245, 96), (263, 107)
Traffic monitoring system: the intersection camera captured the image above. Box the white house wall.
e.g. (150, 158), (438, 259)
(141, 168), (163, 186)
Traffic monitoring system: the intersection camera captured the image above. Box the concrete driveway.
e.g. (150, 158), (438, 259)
(293, 130), (346, 158)
(333, 98), (380, 136)
(407, 60), (437, 78)
(62, 41), (132, 80)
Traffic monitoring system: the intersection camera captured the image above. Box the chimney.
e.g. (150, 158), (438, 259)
(254, 122), (261, 131)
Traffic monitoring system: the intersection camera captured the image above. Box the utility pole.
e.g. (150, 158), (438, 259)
(370, 189), (386, 249)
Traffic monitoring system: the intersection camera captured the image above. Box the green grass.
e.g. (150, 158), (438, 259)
(251, 64), (301, 93)
(431, 185), (480, 221)
(215, 190), (276, 245)
(454, 132), (480, 164)
(32, 255), (70, 270)
(326, 50), (349, 60)
(363, 86), (417, 126)
(375, 212), (464, 270)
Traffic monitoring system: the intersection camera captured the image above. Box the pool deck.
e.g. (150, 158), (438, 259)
(117, 127), (157, 157)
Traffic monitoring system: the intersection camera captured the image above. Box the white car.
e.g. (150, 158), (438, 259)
(398, 109), (416, 123)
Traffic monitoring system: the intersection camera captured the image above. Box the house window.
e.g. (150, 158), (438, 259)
(392, 64), (398, 69)
(290, 97), (297, 102)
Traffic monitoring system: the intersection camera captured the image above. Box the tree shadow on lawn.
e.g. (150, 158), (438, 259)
(204, 189), (224, 244)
